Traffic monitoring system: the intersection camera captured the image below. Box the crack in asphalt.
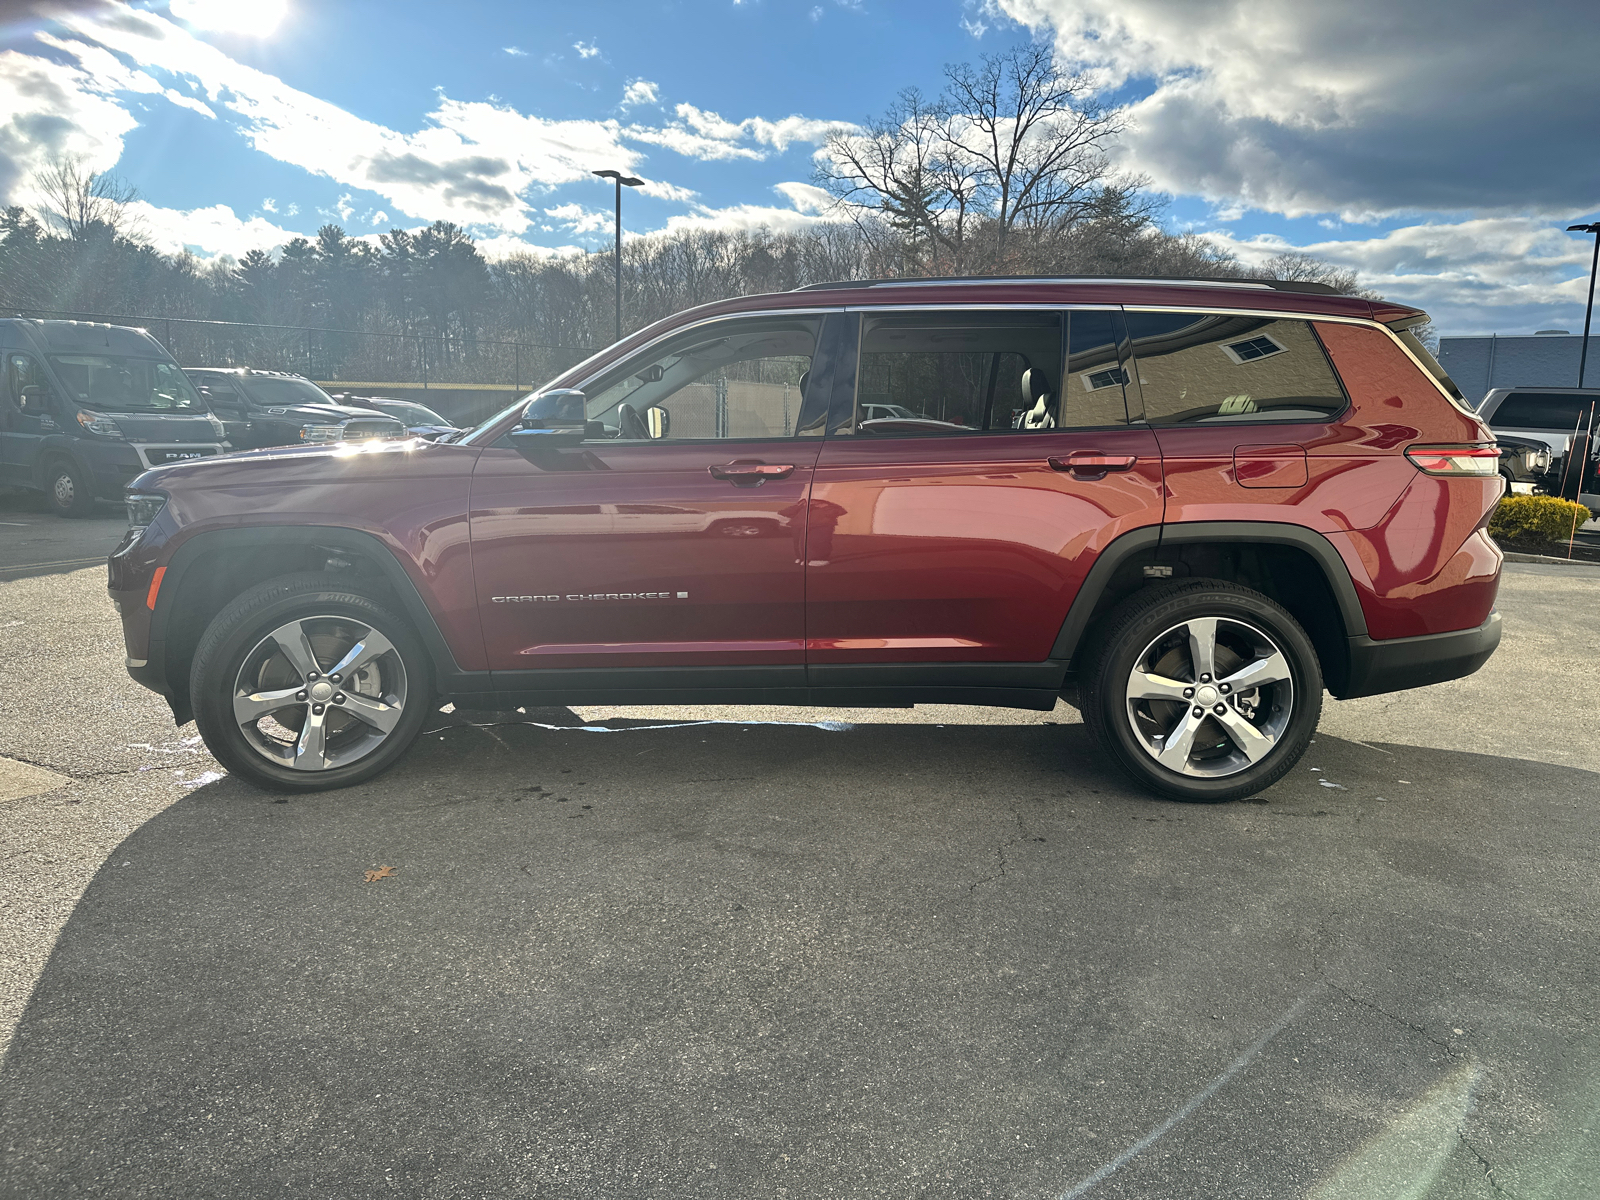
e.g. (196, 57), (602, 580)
(1459, 1131), (1514, 1196)
(1326, 982), (1465, 1060)
(969, 805), (1027, 892)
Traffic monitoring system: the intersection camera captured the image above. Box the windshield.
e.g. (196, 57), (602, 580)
(241, 377), (337, 408)
(375, 399), (450, 426)
(47, 355), (203, 412)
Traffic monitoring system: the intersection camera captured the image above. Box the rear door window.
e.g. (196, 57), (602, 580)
(853, 310), (1064, 434)
(1487, 392), (1600, 431)
(1123, 312), (1347, 425)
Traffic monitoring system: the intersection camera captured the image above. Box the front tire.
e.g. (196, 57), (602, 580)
(44, 457), (96, 518)
(190, 575), (434, 792)
(1080, 579), (1323, 803)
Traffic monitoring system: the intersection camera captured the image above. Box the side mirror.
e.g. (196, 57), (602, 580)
(646, 405), (670, 439)
(514, 388), (589, 449)
(19, 384), (45, 410)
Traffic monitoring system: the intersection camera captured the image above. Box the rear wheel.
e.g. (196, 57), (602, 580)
(190, 575), (434, 792)
(1080, 580), (1322, 802)
(44, 457), (96, 517)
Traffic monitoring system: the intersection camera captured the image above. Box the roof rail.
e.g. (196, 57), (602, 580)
(791, 274), (1342, 296)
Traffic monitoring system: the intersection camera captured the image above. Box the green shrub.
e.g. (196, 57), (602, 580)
(1488, 494), (1591, 549)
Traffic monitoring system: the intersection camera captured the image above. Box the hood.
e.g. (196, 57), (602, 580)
(126, 436), (475, 493)
(255, 400), (395, 423)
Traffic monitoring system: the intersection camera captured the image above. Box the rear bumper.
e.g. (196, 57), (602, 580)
(1337, 612), (1502, 699)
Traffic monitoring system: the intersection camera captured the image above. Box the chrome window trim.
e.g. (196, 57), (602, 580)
(846, 302), (1117, 313)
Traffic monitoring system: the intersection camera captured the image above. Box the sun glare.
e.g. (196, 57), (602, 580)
(169, 0), (289, 36)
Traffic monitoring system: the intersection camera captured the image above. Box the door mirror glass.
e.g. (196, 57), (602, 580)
(646, 405), (670, 439)
(19, 384), (46, 412)
(519, 388), (587, 429)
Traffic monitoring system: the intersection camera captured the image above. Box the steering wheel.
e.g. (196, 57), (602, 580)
(617, 402), (649, 440)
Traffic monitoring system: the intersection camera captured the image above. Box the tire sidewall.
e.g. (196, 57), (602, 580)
(1088, 583), (1323, 803)
(191, 577), (434, 793)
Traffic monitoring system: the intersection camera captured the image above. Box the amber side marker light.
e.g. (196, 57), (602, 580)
(1404, 445), (1501, 476)
(145, 566), (166, 610)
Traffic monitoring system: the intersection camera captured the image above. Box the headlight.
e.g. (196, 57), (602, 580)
(300, 423), (342, 442)
(76, 409), (124, 438)
(126, 492), (167, 532)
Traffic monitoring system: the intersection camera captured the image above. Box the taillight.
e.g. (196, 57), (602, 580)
(1404, 445), (1501, 476)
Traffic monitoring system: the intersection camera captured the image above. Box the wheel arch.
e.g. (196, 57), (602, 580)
(1053, 522), (1368, 697)
(151, 525), (471, 724)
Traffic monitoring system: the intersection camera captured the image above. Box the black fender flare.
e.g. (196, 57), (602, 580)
(1049, 521), (1369, 665)
(151, 525), (484, 703)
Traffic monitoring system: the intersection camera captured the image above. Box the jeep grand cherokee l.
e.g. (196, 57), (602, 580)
(108, 276), (1503, 802)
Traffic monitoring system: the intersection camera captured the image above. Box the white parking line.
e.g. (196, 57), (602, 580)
(1058, 985), (1322, 1199)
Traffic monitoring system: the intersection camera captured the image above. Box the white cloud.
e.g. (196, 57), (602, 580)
(998, 0), (1600, 220)
(544, 202), (611, 234)
(503, 46), (527, 57)
(121, 199), (304, 258)
(1202, 217), (1597, 334)
(621, 79), (659, 108)
(0, 48), (137, 205)
(772, 181), (833, 214)
(573, 41), (600, 59)
(38, 9), (645, 235)
(261, 197), (277, 212)
(637, 178), (697, 203)
(370, 209), (388, 226)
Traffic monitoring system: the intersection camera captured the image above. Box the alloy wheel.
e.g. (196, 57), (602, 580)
(1124, 616), (1295, 778)
(231, 614), (408, 771)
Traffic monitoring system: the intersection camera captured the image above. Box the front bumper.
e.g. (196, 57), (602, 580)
(1338, 612), (1502, 699)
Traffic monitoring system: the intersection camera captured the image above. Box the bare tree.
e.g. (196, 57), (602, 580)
(31, 157), (141, 242)
(819, 45), (1126, 272)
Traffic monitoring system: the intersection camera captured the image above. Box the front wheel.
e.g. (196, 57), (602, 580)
(190, 575), (434, 792)
(1080, 580), (1323, 803)
(44, 457), (96, 517)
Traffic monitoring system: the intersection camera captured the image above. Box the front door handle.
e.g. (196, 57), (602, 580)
(709, 461), (796, 485)
(1049, 453), (1138, 477)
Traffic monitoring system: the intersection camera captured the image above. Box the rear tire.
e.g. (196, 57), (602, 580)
(44, 457), (96, 518)
(190, 574), (434, 793)
(1080, 579), (1323, 803)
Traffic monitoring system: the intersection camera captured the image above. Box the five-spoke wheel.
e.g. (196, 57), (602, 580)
(191, 575), (432, 791)
(1082, 580), (1322, 802)
(232, 615), (408, 772)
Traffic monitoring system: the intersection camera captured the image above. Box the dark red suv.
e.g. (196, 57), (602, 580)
(107, 277), (1503, 802)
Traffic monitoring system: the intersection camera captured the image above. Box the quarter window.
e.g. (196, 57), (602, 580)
(1060, 309), (1131, 428)
(1124, 313), (1346, 425)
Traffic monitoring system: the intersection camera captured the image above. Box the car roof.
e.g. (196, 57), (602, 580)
(180, 366), (311, 378)
(2, 318), (171, 357)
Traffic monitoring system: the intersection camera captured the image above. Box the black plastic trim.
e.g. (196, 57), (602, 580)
(150, 525), (478, 700)
(490, 665), (803, 691)
(1049, 521), (1370, 666)
(1339, 613), (1501, 700)
(806, 660), (1068, 689)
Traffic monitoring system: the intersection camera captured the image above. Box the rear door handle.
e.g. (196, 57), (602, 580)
(709, 461), (796, 485)
(1049, 453), (1138, 476)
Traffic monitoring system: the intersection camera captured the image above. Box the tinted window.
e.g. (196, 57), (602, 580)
(584, 316), (819, 440)
(1488, 392), (1600, 431)
(1060, 310), (1129, 428)
(241, 377), (337, 408)
(854, 310), (1063, 434)
(46, 355), (203, 412)
(1124, 313), (1346, 425)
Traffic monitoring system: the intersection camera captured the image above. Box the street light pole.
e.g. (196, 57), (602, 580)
(593, 169), (644, 344)
(1567, 222), (1600, 388)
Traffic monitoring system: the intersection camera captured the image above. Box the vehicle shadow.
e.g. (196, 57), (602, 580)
(3, 721), (1598, 1199)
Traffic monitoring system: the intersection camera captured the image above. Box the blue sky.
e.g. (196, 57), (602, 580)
(2, 0), (1598, 335)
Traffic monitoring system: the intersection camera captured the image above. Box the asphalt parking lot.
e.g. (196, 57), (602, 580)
(3, 497), (1600, 1198)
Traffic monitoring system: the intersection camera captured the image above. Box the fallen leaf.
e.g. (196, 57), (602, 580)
(364, 865), (397, 883)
